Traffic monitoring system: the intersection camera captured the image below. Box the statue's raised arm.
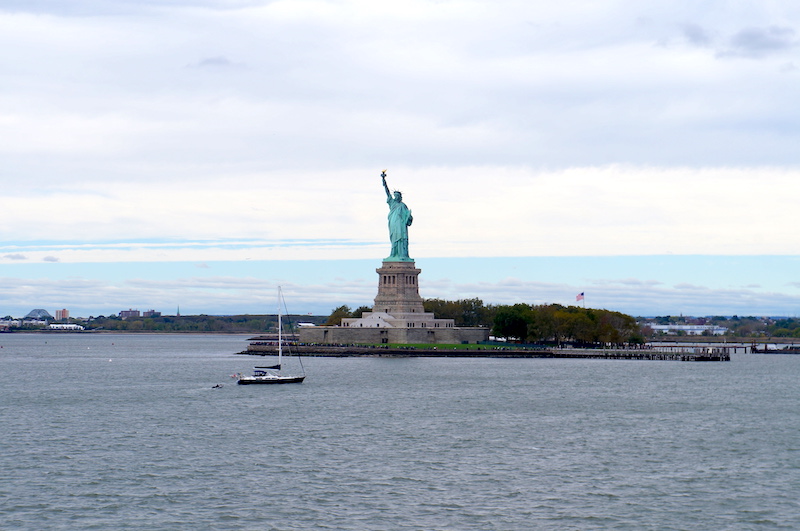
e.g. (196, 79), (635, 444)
(381, 170), (391, 200)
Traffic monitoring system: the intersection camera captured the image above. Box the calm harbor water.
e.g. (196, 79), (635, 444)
(2, 333), (799, 530)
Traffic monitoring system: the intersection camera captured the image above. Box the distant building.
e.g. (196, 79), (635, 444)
(48, 323), (85, 331)
(142, 310), (161, 318)
(119, 309), (141, 319)
(25, 309), (53, 320)
(55, 309), (69, 320)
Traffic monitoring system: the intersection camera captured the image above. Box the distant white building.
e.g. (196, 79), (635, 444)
(648, 324), (728, 336)
(48, 323), (85, 331)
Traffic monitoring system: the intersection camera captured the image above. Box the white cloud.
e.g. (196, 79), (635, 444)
(2, 1), (800, 316)
(2, 165), (798, 261)
(3, 265), (797, 318)
(1, 253), (799, 317)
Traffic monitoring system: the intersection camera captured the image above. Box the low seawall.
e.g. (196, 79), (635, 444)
(547, 348), (730, 362)
(239, 344), (550, 358)
(239, 344), (730, 361)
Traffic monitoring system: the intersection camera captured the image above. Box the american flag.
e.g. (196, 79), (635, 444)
(576, 292), (585, 301)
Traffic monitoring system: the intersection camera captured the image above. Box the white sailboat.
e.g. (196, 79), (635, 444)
(237, 287), (306, 385)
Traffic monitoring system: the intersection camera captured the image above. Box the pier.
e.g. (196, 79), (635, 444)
(544, 347), (730, 362)
(240, 343), (549, 358)
(239, 343), (731, 361)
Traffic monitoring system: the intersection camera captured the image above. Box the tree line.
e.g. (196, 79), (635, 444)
(643, 315), (800, 338)
(43, 314), (328, 333)
(491, 303), (643, 345)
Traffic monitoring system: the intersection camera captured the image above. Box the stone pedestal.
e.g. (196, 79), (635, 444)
(372, 261), (425, 314)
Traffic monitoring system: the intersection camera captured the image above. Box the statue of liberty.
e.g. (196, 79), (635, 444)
(381, 170), (413, 261)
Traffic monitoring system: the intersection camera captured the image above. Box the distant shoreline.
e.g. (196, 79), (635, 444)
(0, 330), (252, 335)
(3, 329), (798, 345)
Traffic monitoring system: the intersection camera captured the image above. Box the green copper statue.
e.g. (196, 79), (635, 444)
(381, 170), (413, 262)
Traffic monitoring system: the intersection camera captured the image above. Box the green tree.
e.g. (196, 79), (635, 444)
(424, 298), (460, 321)
(528, 305), (558, 343)
(325, 305), (352, 326)
(458, 298), (489, 326)
(424, 297), (491, 326)
(492, 304), (531, 341)
(352, 306), (373, 318)
(558, 310), (595, 344)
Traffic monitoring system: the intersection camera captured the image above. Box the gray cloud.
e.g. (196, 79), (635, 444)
(42, 256), (60, 262)
(190, 56), (241, 69)
(4, 2), (800, 175)
(682, 23), (711, 46)
(721, 26), (797, 57)
(3, 254), (28, 260)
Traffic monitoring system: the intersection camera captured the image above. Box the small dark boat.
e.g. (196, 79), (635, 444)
(237, 367), (306, 385)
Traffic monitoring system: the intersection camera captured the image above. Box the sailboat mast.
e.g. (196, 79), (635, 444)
(277, 287), (282, 367)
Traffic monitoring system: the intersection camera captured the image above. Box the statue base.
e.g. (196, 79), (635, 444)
(373, 260), (424, 314)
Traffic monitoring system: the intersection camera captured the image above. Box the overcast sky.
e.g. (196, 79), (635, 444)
(2, 0), (800, 317)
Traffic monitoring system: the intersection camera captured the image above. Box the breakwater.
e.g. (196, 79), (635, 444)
(239, 344), (549, 358)
(239, 343), (731, 361)
(546, 347), (730, 362)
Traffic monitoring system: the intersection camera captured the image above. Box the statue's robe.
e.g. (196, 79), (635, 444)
(387, 197), (412, 260)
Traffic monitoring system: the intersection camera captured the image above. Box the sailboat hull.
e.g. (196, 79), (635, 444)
(237, 375), (305, 385)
